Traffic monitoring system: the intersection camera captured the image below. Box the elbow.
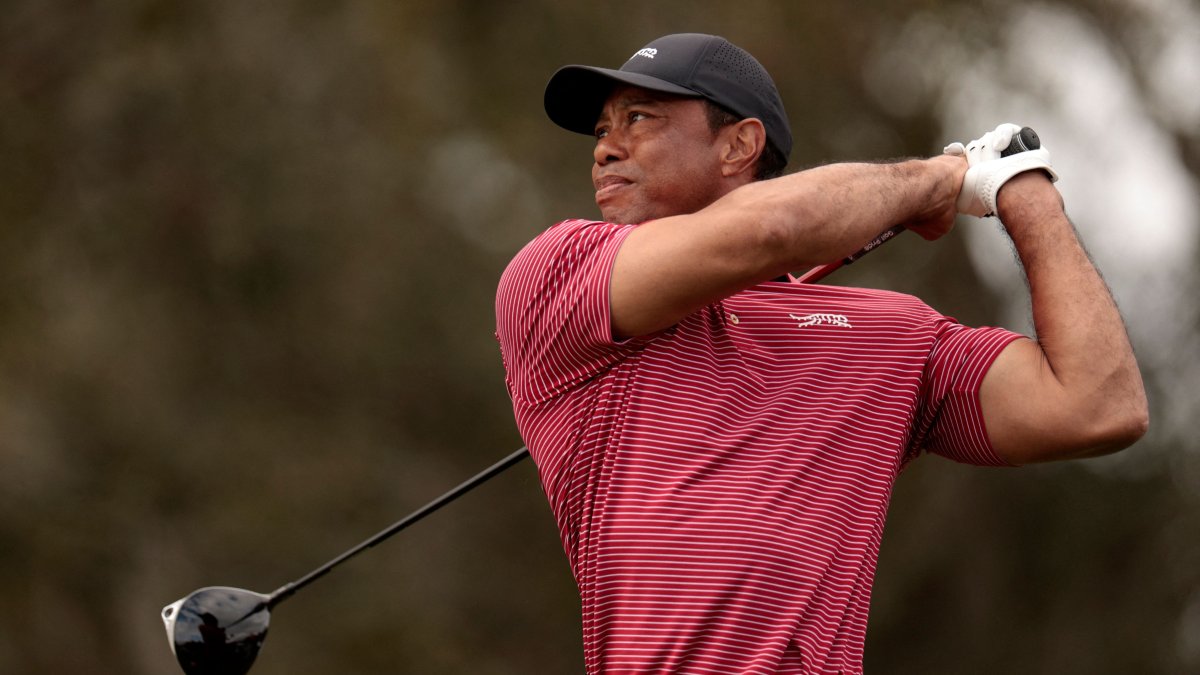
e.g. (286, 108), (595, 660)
(1017, 391), (1149, 465)
(1070, 363), (1151, 459)
(1073, 392), (1150, 459)
(1104, 398), (1150, 453)
(1102, 372), (1151, 453)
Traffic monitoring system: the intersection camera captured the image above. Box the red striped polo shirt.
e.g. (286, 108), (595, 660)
(495, 219), (1022, 674)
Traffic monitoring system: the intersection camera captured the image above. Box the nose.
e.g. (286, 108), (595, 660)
(593, 129), (626, 166)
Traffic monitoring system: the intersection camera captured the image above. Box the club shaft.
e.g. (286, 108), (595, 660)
(268, 446), (531, 607)
(261, 235), (852, 609)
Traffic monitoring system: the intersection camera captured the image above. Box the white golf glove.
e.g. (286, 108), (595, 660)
(944, 123), (1058, 217)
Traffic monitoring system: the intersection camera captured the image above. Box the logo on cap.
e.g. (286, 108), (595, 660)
(633, 48), (658, 59)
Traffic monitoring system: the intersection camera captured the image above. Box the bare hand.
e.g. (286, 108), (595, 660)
(903, 154), (967, 240)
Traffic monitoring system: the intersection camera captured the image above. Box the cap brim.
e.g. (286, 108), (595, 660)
(544, 65), (701, 136)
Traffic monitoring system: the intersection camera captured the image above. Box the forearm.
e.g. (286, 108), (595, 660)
(708, 157), (960, 271)
(609, 155), (963, 338)
(992, 174), (1149, 459)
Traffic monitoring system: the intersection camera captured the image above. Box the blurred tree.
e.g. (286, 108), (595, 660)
(0, 0), (1194, 673)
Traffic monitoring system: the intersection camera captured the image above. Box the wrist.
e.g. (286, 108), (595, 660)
(996, 171), (1064, 228)
(925, 154), (967, 204)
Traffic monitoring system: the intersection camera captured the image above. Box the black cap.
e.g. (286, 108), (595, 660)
(544, 33), (792, 161)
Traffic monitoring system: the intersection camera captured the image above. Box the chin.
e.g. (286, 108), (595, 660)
(601, 207), (653, 226)
(600, 210), (631, 225)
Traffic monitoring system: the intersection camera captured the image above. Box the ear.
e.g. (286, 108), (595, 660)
(718, 118), (766, 179)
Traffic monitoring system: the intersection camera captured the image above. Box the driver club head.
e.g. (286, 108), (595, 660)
(157, 448), (534, 673)
(162, 586), (272, 675)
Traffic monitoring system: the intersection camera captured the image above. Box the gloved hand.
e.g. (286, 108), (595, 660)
(944, 123), (1058, 217)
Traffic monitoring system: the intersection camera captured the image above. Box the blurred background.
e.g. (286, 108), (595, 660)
(1, 0), (1197, 673)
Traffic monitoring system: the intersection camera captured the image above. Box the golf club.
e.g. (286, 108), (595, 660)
(162, 127), (1041, 675)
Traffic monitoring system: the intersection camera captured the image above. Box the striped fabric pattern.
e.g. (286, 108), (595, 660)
(496, 219), (1022, 674)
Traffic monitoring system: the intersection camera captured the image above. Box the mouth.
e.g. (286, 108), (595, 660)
(594, 175), (631, 203)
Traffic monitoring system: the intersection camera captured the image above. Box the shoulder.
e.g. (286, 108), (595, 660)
(518, 218), (628, 254)
(499, 219), (634, 289)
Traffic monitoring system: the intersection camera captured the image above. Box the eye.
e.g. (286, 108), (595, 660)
(594, 111), (650, 139)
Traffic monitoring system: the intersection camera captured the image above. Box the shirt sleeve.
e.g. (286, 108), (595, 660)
(910, 321), (1025, 467)
(495, 219), (637, 407)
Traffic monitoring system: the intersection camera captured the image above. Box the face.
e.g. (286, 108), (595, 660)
(591, 86), (728, 224)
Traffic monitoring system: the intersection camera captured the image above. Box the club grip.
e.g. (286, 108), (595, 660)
(1001, 126), (1040, 156)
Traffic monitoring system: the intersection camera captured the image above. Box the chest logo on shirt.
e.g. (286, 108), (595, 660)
(789, 313), (852, 329)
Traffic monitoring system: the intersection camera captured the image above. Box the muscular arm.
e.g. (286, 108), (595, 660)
(610, 156), (964, 338)
(979, 172), (1149, 464)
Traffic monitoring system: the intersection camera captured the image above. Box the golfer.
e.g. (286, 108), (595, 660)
(495, 33), (1147, 674)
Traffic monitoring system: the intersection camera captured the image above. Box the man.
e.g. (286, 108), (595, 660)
(495, 33), (1147, 674)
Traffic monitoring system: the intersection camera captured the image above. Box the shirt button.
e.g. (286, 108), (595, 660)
(727, 312), (739, 325)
